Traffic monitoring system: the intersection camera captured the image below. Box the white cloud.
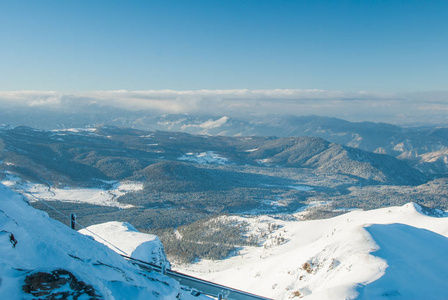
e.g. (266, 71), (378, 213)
(28, 96), (62, 107)
(0, 89), (447, 124)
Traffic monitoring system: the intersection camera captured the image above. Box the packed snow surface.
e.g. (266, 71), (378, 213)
(0, 183), (210, 299)
(177, 203), (448, 299)
(79, 221), (170, 268)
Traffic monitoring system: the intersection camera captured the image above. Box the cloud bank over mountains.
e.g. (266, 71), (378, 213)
(0, 89), (447, 124)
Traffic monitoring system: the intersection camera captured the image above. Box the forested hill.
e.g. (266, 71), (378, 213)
(0, 125), (426, 188)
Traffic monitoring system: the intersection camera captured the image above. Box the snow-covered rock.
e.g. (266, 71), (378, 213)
(79, 221), (170, 268)
(0, 183), (209, 299)
(414, 149), (448, 175)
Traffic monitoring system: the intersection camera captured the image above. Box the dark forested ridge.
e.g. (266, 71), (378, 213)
(1, 124), (447, 262)
(0, 125), (428, 186)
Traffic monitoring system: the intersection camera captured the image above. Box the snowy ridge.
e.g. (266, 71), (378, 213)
(0, 183), (210, 299)
(419, 149), (448, 163)
(177, 203), (448, 299)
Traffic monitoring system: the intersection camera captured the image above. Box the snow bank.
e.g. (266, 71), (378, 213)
(79, 221), (170, 268)
(0, 183), (209, 299)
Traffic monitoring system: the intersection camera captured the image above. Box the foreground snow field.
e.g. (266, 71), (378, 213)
(173, 203), (448, 299)
(0, 183), (210, 299)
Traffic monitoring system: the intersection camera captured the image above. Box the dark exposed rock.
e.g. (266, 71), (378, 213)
(0, 230), (18, 248)
(22, 269), (102, 299)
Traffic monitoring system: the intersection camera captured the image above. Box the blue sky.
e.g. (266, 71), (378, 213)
(1, 0), (447, 92)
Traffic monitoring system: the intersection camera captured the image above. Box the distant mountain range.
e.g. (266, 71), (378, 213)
(0, 125), (427, 188)
(2, 123), (442, 226)
(1, 111), (447, 176)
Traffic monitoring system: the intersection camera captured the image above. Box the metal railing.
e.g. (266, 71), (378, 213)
(24, 193), (271, 300)
(121, 255), (272, 300)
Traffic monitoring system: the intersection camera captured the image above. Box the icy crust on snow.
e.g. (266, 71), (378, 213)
(79, 221), (170, 268)
(0, 184), (209, 300)
(177, 202), (448, 300)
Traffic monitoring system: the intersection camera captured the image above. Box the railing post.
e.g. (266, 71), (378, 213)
(70, 213), (76, 230)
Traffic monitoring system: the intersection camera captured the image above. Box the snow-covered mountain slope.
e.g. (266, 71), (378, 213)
(79, 221), (170, 268)
(176, 203), (448, 299)
(413, 149), (448, 175)
(0, 183), (210, 299)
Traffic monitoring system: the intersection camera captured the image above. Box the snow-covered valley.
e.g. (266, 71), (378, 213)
(1, 172), (142, 209)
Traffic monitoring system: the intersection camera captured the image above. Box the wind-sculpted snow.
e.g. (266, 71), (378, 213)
(0, 183), (210, 299)
(357, 224), (448, 299)
(177, 203), (448, 299)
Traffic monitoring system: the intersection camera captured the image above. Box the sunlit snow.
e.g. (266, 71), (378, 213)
(79, 221), (169, 267)
(175, 203), (448, 299)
